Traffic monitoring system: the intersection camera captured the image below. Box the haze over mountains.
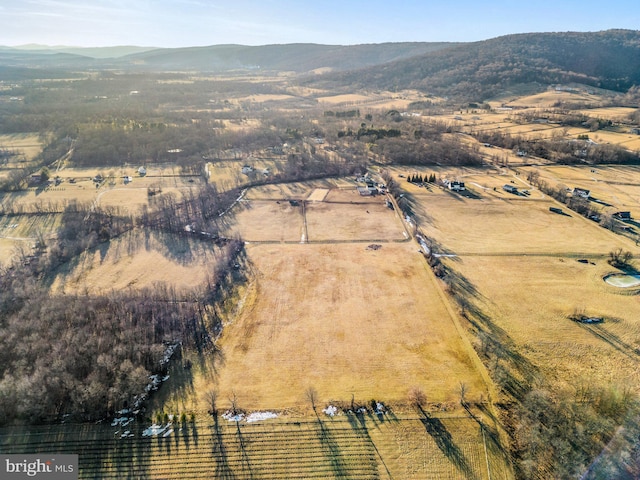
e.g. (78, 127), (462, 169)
(1, 30), (639, 100)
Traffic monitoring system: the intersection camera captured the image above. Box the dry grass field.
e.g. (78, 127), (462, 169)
(412, 165), (640, 397)
(305, 201), (405, 242)
(0, 133), (43, 161)
(181, 242), (489, 412)
(49, 230), (223, 295)
(415, 189), (631, 255)
(226, 200), (304, 242)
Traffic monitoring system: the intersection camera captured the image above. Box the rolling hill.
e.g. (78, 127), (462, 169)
(310, 30), (640, 100)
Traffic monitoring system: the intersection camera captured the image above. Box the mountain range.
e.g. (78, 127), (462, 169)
(1, 30), (639, 100)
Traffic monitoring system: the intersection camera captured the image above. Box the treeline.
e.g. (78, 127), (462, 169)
(72, 120), (223, 167)
(323, 30), (640, 101)
(474, 130), (639, 164)
(375, 136), (483, 166)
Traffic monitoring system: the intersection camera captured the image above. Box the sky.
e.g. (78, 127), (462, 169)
(1, 0), (639, 48)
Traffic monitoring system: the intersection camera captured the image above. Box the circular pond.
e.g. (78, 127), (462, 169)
(604, 273), (640, 288)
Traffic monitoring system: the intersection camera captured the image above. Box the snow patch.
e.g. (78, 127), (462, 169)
(246, 411), (278, 423)
(142, 423), (171, 437)
(323, 405), (338, 417)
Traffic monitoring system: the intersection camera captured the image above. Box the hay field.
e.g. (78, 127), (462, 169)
(317, 93), (375, 104)
(0, 133), (43, 160)
(203, 242), (488, 411)
(447, 255), (640, 391)
(49, 231), (222, 295)
(411, 166), (640, 394)
(414, 187), (631, 256)
(306, 201), (405, 242)
(578, 107), (637, 121)
(225, 200), (304, 242)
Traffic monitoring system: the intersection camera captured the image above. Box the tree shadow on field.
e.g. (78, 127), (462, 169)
(445, 264), (540, 401)
(235, 421), (254, 479)
(417, 406), (479, 480)
(211, 416), (236, 480)
(345, 410), (393, 479)
(313, 412), (351, 478)
(578, 323), (640, 359)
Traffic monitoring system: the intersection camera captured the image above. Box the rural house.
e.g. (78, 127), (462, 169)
(573, 187), (590, 199)
(447, 180), (465, 191)
(503, 184), (518, 194)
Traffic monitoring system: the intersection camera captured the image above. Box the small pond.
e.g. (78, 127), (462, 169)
(604, 273), (640, 288)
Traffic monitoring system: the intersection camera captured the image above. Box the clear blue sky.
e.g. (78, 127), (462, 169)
(1, 0), (639, 47)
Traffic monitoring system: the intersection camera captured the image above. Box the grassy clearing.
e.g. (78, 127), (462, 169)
(414, 184), (632, 256)
(0, 133), (43, 161)
(49, 230), (223, 295)
(225, 200), (304, 242)
(448, 254), (640, 393)
(207, 242), (488, 411)
(305, 201), (405, 242)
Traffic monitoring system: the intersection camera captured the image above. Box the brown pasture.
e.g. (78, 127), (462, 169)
(411, 165), (640, 395)
(447, 254), (640, 393)
(49, 230), (223, 295)
(305, 200), (406, 242)
(205, 242), (488, 411)
(224, 200), (304, 242)
(414, 182), (633, 255)
(0, 133), (43, 161)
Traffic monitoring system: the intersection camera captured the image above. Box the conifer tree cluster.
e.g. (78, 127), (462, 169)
(406, 173), (436, 183)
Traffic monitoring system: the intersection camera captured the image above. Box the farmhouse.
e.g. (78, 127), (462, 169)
(573, 187), (590, 199)
(503, 184), (518, 194)
(357, 186), (378, 196)
(446, 180), (465, 191)
(241, 165), (253, 175)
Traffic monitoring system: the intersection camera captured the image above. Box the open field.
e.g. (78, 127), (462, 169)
(412, 165), (640, 395)
(305, 201), (405, 242)
(446, 254), (640, 391)
(0, 413), (511, 479)
(203, 242), (488, 411)
(0, 133), (43, 161)
(49, 231), (223, 295)
(226, 200), (304, 242)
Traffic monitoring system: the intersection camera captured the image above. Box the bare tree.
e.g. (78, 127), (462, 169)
(305, 387), (318, 412)
(459, 382), (468, 406)
(408, 386), (427, 409)
(204, 389), (218, 417)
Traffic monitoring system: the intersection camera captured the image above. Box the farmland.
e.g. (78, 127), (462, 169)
(1, 50), (640, 479)
(0, 413), (511, 479)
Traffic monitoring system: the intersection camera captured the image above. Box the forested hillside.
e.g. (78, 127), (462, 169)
(311, 30), (640, 100)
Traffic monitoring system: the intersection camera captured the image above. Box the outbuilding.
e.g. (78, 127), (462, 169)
(503, 184), (518, 194)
